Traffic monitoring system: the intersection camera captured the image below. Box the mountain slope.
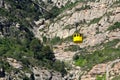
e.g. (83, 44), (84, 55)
(0, 0), (67, 80)
(0, 0), (120, 80)
(33, 0), (120, 80)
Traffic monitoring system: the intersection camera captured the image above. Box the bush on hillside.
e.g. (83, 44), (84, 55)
(107, 22), (120, 31)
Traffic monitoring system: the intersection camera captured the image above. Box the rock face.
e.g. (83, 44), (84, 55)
(110, 62), (120, 79)
(42, 0), (76, 8)
(53, 43), (76, 61)
(34, 0), (120, 48)
(88, 64), (107, 75)
(0, 0), (4, 8)
(32, 67), (63, 80)
(32, 0), (120, 80)
(0, 0), (120, 80)
(7, 58), (23, 69)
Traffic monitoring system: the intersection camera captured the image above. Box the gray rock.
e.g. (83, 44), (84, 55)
(0, 0), (4, 8)
(32, 67), (63, 80)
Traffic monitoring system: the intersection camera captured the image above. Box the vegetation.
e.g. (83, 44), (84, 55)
(23, 76), (30, 80)
(112, 75), (120, 80)
(103, 39), (120, 48)
(64, 45), (81, 52)
(1, 0), (120, 79)
(63, 25), (72, 30)
(44, 6), (61, 19)
(96, 74), (106, 80)
(107, 22), (120, 31)
(113, 0), (120, 4)
(0, 58), (13, 72)
(88, 17), (102, 25)
(0, 36), (67, 75)
(49, 36), (62, 45)
(0, 0), (67, 76)
(0, 0), (42, 28)
(60, 1), (78, 10)
(74, 39), (120, 70)
(75, 5), (91, 11)
(63, 35), (73, 42)
(45, 0), (86, 20)
(43, 36), (47, 43)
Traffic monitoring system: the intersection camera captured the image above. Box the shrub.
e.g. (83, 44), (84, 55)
(75, 5), (91, 11)
(73, 54), (79, 60)
(103, 39), (120, 48)
(107, 22), (120, 31)
(75, 59), (87, 67)
(63, 35), (73, 42)
(112, 75), (120, 80)
(63, 25), (71, 30)
(43, 36), (47, 43)
(50, 36), (61, 45)
(44, 6), (61, 19)
(53, 60), (67, 76)
(74, 40), (120, 70)
(30, 38), (42, 52)
(23, 76), (30, 80)
(96, 74), (106, 80)
(88, 17), (102, 25)
(64, 45), (81, 52)
(41, 45), (55, 60)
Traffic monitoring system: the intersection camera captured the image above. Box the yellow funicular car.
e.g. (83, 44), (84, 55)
(73, 33), (83, 43)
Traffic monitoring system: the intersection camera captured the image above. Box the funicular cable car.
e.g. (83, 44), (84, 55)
(73, 23), (83, 43)
(73, 33), (83, 43)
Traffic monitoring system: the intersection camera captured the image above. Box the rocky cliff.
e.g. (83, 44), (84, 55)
(0, 0), (120, 80)
(33, 0), (120, 80)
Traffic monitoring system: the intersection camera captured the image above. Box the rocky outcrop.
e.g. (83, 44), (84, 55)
(7, 58), (23, 69)
(42, 0), (76, 8)
(32, 0), (120, 79)
(0, 0), (4, 8)
(53, 43), (76, 61)
(32, 67), (63, 80)
(110, 62), (120, 79)
(81, 63), (107, 80)
(0, 0), (11, 9)
(34, 0), (120, 48)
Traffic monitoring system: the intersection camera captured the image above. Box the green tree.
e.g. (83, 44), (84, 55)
(30, 38), (42, 52)
(42, 46), (55, 60)
(43, 36), (47, 43)
(50, 36), (61, 45)
(53, 61), (67, 76)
